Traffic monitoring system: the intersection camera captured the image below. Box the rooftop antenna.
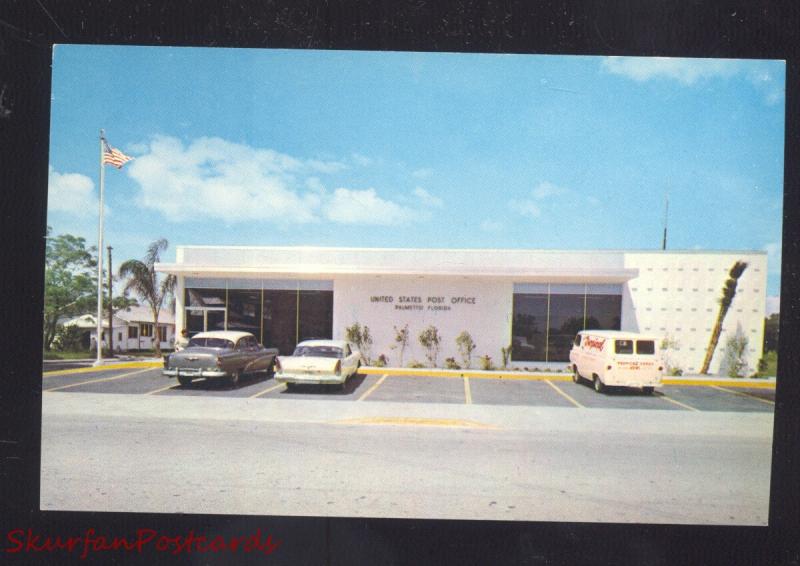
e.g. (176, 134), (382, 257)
(661, 192), (669, 251)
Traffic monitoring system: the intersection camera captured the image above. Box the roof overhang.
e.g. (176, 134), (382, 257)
(155, 263), (639, 283)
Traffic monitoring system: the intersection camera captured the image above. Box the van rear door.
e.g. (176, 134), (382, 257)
(612, 339), (660, 381)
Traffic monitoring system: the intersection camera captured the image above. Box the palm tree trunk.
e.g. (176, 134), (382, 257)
(151, 308), (161, 358)
(700, 304), (730, 374)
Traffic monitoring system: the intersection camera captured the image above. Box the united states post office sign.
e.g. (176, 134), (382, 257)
(369, 295), (477, 312)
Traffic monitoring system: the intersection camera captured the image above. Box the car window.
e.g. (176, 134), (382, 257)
(293, 345), (344, 358)
(188, 337), (234, 349)
(615, 339), (634, 354)
(636, 340), (655, 355)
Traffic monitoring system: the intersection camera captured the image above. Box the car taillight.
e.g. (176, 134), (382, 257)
(334, 360), (341, 376)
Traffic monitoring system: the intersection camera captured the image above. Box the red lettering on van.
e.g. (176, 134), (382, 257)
(583, 337), (605, 351)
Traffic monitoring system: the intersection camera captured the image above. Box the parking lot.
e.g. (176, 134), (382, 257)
(42, 364), (775, 413)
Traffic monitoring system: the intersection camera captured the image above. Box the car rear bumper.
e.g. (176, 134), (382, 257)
(275, 373), (345, 385)
(163, 368), (228, 378)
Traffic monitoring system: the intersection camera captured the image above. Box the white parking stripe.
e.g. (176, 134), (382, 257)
(250, 382), (286, 398)
(657, 393), (700, 411)
(710, 385), (775, 405)
(45, 368), (153, 392)
(544, 379), (584, 408)
(358, 374), (388, 401)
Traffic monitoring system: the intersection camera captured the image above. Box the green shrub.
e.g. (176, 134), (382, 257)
(391, 324), (410, 367)
(478, 355), (494, 371)
(345, 322), (373, 364)
(455, 331), (476, 369)
(500, 344), (513, 369)
(444, 357), (460, 370)
(418, 325), (441, 367)
(53, 325), (85, 352)
(408, 360), (426, 369)
(374, 354), (388, 368)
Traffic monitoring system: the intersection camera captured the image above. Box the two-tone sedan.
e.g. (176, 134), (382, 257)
(163, 331), (279, 387)
(274, 339), (362, 390)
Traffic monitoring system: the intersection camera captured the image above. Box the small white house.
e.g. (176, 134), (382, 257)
(63, 306), (175, 352)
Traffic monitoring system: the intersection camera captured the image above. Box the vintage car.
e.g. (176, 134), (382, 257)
(274, 339), (362, 390)
(163, 330), (279, 386)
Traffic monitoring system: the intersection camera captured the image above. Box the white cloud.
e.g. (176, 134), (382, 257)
(47, 167), (98, 217)
(602, 57), (785, 105)
(480, 219), (504, 233)
(413, 187), (443, 208)
(351, 153), (372, 167)
(602, 56), (739, 85)
(412, 168), (433, 179)
(128, 135), (318, 223)
(511, 181), (569, 219)
(532, 181), (567, 200)
(307, 159), (347, 174)
(325, 188), (416, 225)
(126, 135), (425, 227)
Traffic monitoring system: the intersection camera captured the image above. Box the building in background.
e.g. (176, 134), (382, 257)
(155, 246), (767, 374)
(63, 306), (175, 352)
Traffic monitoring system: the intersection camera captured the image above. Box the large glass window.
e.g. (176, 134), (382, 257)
(585, 294), (622, 330)
(298, 290), (333, 342)
(512, 294), (548, 362)
(263, 290), (299, 355)
(547, 294), (585, 362)
(512, 283), (623, 363)
(227, 290), (261, 336)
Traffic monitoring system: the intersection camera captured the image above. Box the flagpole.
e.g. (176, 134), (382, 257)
(94, 129), (106, 366)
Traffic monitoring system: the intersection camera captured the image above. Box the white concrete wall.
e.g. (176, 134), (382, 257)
(623, 252), (767, 374)
(332, 275), (513, 368)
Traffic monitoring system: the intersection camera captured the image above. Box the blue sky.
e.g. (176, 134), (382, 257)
(47, 46), (785, 300)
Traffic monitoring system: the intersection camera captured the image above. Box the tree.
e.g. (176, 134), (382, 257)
(345, 322), (373, 364)
(763, 313), (779, 353)
(118, 238), (176, 357)
(720, 324), (749, 377)
(700, 260), (748, 374)
(43, 227), (97, 350)
(455, 331), (476, 369)
(418, 325), (441, 367)
(391, 324), (410, 367)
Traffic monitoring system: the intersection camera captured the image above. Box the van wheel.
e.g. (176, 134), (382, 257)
(178, 375), (192, 387)
(593, 376), (605, 393)
(643, 386), (654, 395)
(572, 366), (581, 383)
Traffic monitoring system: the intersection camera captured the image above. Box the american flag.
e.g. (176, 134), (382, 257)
(102, 138), (134, 169)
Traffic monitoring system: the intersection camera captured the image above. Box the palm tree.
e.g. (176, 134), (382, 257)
(700, 260), (748, 374)
(118, 239), (176, 358)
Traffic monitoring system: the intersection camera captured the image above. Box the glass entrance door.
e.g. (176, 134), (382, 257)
(185, 307), (227, 334)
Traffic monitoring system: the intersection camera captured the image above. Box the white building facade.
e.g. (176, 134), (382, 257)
(64, 306), (175, 352)
(156, 246), (767, 375)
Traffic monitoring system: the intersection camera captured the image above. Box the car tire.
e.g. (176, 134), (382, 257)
(177, 375), (192, 387)
(285, 382), (296, 391)
(572, 366), (581, 383)
(229, 370), (241, 386)
(642, 386), (655, 395)
(593, 376), (605, 393)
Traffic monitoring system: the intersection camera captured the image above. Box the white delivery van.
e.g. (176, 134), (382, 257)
(569, 330), (664, 394)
